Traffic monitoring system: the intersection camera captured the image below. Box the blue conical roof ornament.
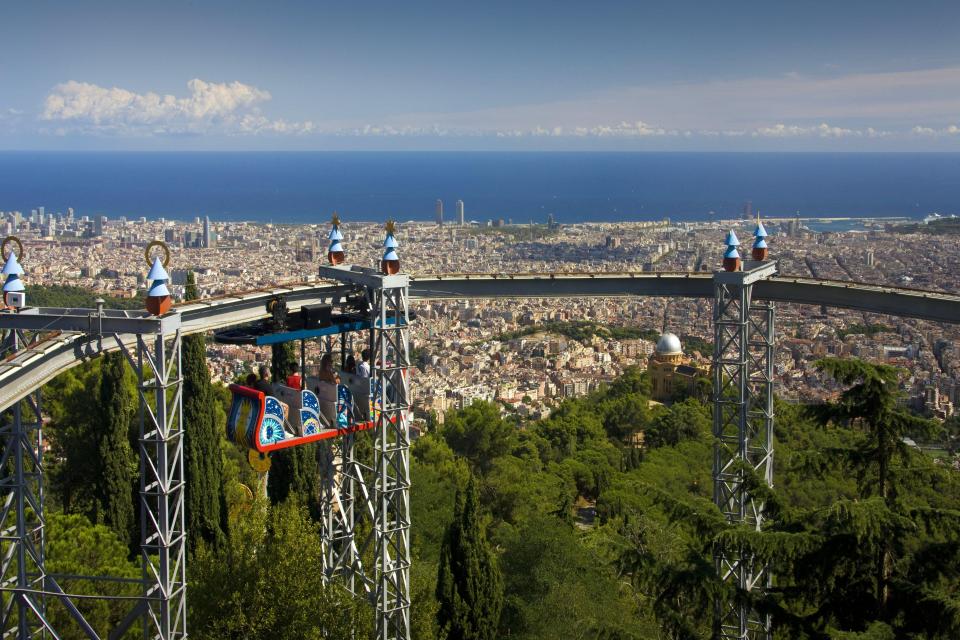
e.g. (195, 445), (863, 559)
(144, 241), (173, 315)
(381, 220), (400, 274)
(753, 214), (768, 239)
(327, 213), (346, 265)
(328, 213), (344, 242)
(724, 245), (741, 259)
(2, 252), (24, 276)
(2, 251), (24, 294)
(147, 256), (169, 282)
(148, 280), (171, 297)
(725, 229), (740, 246)
(753, 237), (768, 249)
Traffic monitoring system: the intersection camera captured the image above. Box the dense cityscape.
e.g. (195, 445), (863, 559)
(5, 202), (960, 432)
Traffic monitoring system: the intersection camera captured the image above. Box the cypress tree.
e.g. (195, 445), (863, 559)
(271, 340), (298, 383)
(183, 272), (226, 549)
(436, 476), (504, 640)
(95, 352), (138, 550)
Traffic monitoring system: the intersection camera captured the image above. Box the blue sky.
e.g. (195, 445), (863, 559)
(2, 0), (960, 150)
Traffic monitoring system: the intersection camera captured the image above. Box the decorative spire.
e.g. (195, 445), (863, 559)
(722, 229), (741, 272)
(145, 241), (173, 315)
(381, 220), (400, 275)
(327, 213), (345, 265)
(752, 212), (769, 261)
(2, 251), (25, 294)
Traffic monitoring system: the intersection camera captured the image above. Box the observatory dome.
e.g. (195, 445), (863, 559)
(655, 333), (682, 355)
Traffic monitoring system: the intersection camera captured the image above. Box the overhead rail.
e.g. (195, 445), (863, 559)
(1, 272), (959, 412)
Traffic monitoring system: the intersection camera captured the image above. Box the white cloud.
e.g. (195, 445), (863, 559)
(910, 124), (960, 137)
(337, 120), (677, 138)
(752, 122), (861, 138)
(41, 79), (314, 135)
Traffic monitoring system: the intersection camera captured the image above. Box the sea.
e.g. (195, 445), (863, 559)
(1, 151), (958, 225)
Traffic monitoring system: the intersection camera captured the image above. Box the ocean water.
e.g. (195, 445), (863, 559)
(0, 151), (958, 223)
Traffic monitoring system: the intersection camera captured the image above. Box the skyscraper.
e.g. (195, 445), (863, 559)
(203, 216), (212, 248)
(435, 199), (444, 226)
(743, 201), (752, 220)
(456, 200), (465, 225)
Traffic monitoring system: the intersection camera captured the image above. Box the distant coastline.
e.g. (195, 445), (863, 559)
(0, 151), (957, 224)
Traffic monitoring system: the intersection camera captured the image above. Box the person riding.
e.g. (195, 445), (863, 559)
(286, 364), (302, 389)
(357, 348), (371, 378)
(253, 365), (276, 397)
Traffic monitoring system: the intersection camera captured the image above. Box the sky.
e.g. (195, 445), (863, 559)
(2, 0), (960, 151)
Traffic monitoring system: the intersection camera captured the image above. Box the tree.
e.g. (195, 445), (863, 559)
(182, 271), (226, 550)
(95, 352), (138, 551)
(45, 513), (142, 639)
(190, 498), (371, 640)
(271, 341), (298, 383)
(436, 476), (503, 640)
(266, 444), (320, 518)
(811, 358), (935, 612)
(441, 401), (515, 473)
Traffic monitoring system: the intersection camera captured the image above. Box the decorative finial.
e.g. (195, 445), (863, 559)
(752, 212), (769, 261)
(381, 220), (400, 275)
(144, 240), (173, 315)
(328, 213), (345, 265)
(1, 236), (25, 307)
(722, 229), (741, 272)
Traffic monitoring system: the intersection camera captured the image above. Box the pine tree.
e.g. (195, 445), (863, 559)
(811, 358), (934, 613)
(183, 271), (226, 549)
(95, 352), (137, 551)
(436, 476), (504, 640)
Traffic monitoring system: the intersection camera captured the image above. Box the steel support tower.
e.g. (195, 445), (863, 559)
(0, 328), (46, 639)
(319, 265), (412, 640)
(0, 308), (185, 640)
(712, 261), (776, 640)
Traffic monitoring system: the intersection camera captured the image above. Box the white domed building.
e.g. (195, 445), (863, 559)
(648, 332), (709, 401)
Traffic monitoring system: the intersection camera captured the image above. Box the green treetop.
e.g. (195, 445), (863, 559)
(183, 271), (227, 550)
(436, 476), (504, 640)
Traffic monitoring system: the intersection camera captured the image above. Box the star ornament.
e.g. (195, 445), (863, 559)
(331, 213), (341, 227)
(385, 219), (397, 235)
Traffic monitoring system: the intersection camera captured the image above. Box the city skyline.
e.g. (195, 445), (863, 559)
(2, 1), (960, 151)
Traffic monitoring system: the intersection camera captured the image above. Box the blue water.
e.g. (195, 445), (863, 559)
(0, 151), (958, 223)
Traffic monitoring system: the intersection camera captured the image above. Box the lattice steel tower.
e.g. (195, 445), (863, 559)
(318, 265), (412, 640)
(712, 260), (777, 640)
(0, 308), (186, 640)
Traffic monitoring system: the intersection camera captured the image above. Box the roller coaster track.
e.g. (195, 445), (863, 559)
(1, 271), (958, 412)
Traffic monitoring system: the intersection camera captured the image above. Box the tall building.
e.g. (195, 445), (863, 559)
(203, 216), (213, 248)
(435, 199), (444, 226)
(456, 199), (465, 225)
(743, 201), (753, 220)
(93, 215), (106, 236)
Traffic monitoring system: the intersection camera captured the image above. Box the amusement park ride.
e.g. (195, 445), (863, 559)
(7, 213), (951, 640)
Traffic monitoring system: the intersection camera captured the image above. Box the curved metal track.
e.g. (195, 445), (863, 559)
(1, 271), (958, 411)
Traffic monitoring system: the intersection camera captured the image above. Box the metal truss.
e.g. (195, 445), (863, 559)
(712, 263), (776, 640)
(371, 284), (411, 640)
(0, 328), (47, 638)
(0, 310), (185, 640)
(318, 266), (412, 640)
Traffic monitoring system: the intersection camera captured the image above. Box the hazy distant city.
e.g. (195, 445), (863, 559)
(6, 202), (960, 426)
